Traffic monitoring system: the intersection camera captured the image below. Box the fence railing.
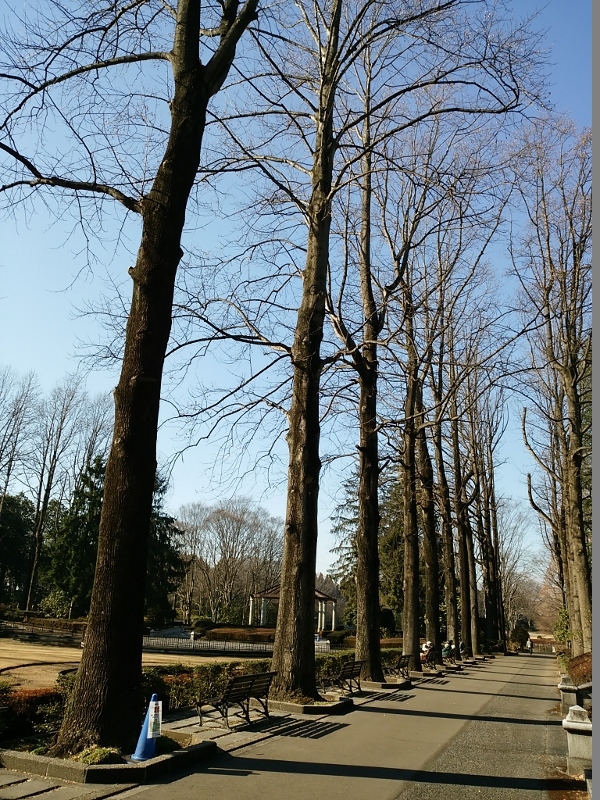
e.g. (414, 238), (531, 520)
(0, 620), (83, 641)
(533, 642), (556, 653)
(142, 636), (334, 654)
(0, 621), (337, 655)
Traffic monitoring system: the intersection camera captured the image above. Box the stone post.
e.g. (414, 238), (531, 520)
(562, 705), (592, 774)
(558, 675), (579, 715)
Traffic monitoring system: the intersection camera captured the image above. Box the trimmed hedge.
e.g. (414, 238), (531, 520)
(142, 659), (274, 712)
(1, 687), (65, 740)
(205, 627), (276, 643)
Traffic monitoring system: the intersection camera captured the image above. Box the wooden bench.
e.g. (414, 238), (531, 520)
(384, 654), (412, 680)
(195, 671), (277, 728)
(326, 659), (365, 695)
(337, 659), (365, 693)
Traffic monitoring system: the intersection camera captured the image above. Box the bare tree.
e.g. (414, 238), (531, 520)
(0, 368), (38, 515)
(1, 0), (259, 753)
(496, 501), (540, 634)
(174, 498), (283, 624)
(21, 376), (86, 611)
(174, 501), (212, 625)
(160, 0), (545, 697)
(514, 119), (592, 654)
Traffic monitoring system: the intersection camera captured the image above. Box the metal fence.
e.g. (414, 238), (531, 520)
(533, 642), (556, 654)
(0, 621), (336, 655)
(142, 636), (333, 655)
(143, 636), (273, 654)
(0, 620), (83, 643)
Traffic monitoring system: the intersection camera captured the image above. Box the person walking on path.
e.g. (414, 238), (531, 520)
(526, 636), (534, 654)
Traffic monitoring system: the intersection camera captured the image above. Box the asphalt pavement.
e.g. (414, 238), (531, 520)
(0, 653), (588, 800)
(117, 653), (585, 800)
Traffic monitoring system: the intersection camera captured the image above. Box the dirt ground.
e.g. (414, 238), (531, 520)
(0, 639), (234, 690)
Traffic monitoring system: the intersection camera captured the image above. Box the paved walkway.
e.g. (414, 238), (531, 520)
(0, 653), (588, 800)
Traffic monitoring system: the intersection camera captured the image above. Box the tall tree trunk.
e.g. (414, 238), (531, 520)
(354, 90), (383, 683)
(562, 383), (592, 653)
(466, 514), (480, 656)
(470, 436), (497, 645)
(355, 362), (383, 681)
(402, 286), (421, 673)
(271, 0), (342, 700)
(450, 408), (471, 658)
(429, 340), (459, 648)
(434, 432), (459, 646)
(52, 0), (258, 753)
(416, 389), (441, 662)
(487, 456), (505, 647)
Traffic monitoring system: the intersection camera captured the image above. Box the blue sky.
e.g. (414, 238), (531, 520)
(0, 0), (592, 572)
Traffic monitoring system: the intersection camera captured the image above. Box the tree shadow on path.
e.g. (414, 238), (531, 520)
(201, 752), (585, 793)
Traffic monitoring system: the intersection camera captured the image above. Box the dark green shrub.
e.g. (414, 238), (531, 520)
(0, 607), (26, 622)
(379, 648), (404, 670)
(55, 670), (77, 699)
(192, 618), (218, 630)
(2, 688), (65, 739)
(4, 616), (87, 634)
(139, 659), (275, 712)
(230, 659), (272, 675)
(141, 668), (170, 705)
(315, 651), (356, 687)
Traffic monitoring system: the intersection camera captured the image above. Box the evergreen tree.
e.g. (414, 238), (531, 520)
(43, 459), (183, 622)
(330, 468), (408, 630)
(145, 476), (185, 628)
(44, 457), (104, 617)
(328, 474), (360, 626)
(0, 493), (35, 603)
(378, 475), (405, 628)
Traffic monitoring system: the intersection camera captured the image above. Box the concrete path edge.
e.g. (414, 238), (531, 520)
(0, 740), (217, 784)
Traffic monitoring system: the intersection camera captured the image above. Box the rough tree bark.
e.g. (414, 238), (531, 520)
(416, 388), (441, 662)
(271, 0), (342, 700)
(349, 92), (383, 683)
(51, 0), (259, 754)
(402, 282), (421, 672)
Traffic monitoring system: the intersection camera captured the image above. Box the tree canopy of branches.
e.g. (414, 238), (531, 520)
(175, 498), (283, 624)
(515, 119), (592, 655)
(1, 0), (259, 754)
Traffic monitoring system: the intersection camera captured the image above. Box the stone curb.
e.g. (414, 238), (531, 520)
(0, 740), (217, 784)
(268, 697), (353, 715)
(361, 679), (412, 691)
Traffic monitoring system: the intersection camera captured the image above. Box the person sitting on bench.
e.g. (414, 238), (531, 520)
(420, 640), (433, 662)
(441, 640), (455, 659)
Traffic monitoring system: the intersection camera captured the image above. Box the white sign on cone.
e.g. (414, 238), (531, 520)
(147, 699), (162, 739)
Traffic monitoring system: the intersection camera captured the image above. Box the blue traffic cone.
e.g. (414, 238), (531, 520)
(131, 693), (158, 761)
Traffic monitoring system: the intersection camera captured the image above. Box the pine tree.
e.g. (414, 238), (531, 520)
(378, 474), (405, 628)
(44, 458), (104, 617)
